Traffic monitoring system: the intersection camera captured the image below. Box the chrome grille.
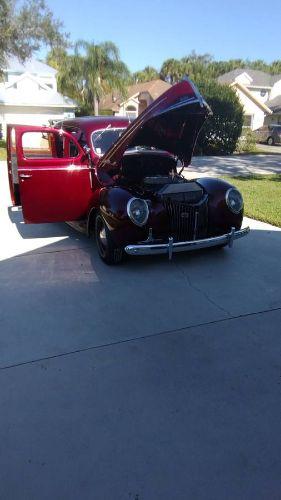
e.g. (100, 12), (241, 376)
(163, 195), (208, 242)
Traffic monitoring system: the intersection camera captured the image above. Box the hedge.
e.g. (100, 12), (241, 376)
(195, 80), (244, 155)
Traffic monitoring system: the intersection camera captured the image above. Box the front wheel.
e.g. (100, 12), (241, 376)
(267, 136), (274, 146)
(95, 213), (124, 265)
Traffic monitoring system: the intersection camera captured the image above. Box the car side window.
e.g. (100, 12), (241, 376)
(22, 131), (80, 159)
(64, 128), (88, 155)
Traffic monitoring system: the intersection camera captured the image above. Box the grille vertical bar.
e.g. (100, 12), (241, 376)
(163, 195), (208, 242)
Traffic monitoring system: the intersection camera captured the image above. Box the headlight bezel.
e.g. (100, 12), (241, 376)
(225, 188), (243, 215)
(127, 197), (149, 227)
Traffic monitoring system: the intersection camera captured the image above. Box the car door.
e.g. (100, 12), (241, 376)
(7, 125), (94, 223)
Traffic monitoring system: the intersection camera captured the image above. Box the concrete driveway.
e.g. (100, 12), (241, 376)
(0, 162), (281, 500)
(189, 152), (281, 177)
(256, 143), (281, 154)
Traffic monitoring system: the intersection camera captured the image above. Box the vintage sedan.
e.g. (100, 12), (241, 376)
(7, 79), (249, 264)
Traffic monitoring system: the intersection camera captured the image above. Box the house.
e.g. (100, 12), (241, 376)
(265, 95), (281, 126)
(0, 56), (76, 139)
(100, 79), (171, 119)
(218, 68), (281, 130)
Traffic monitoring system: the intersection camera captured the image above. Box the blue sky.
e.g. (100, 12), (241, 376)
(45, 0), (280, 72)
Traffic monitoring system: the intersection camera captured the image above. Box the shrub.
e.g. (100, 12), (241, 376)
(236, 128), (257, 153)
(0, 139), (6, 148)
(98, 109), (114, 116)
(195, 80), (244, 155)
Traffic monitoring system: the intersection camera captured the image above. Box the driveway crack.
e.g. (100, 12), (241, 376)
(1, 306), (280, 372)
(174, 260), (232, 317)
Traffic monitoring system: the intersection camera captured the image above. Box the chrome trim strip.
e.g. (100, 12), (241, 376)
(125, 227), (250, 257)
(183, 76), (212, 113)
(157, 97), (201, 115)
(228, 226), (235, 248)
(140, 227), (154, 244)
(18, 166), (89, 172)
(168, 237), (174, 260)
(193, 210), (198, 240)
(19, 173), (32, 178)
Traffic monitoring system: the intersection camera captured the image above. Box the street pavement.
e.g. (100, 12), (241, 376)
(0, 161), (281, 500)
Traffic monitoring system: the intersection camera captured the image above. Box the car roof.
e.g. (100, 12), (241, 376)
(55, 115), (130, 133)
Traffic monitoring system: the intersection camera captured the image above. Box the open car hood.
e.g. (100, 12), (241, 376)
(97, 78), (211, 180)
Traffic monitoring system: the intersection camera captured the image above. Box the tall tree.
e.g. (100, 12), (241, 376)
(132, 66), (159, 83)
(46, 48), (83, 101)
(48, 41), (130, 115)
(180, 52), (213, 81)
(269, 60), (281, 74)
(0, 0), (67, 68)
(160, 53), (281, 84)
(160, 58), (183, 84)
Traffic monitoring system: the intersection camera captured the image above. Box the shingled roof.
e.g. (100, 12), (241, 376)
(218, 68), (281, 87)
(3, 56), (57, 76)
(100, 79), (171, 111)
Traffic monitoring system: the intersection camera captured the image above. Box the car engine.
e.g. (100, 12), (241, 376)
(119, 150), (208, 241)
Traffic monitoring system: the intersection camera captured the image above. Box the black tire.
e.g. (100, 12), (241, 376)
(267, 136), (274, 146)
(95, 213), (124, 265)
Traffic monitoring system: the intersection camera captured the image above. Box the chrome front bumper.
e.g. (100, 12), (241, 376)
(125, 226), (250, 259)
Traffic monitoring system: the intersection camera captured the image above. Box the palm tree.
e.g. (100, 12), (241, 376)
(75, 41), (129, 115)
(47, 48), (84, 102)
(132, 66), (159, 83)
(47, 41), (130, 115)
(160, 58), (183, 84)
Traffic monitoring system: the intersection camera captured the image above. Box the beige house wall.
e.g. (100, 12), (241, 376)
(234, 88), (266, 130)
(250, 89), (271, 104)
(114, 91), (153, 119)
(0, 106), (75, 140)
(270, 80), (281, 100)
(114, 96), (139, 119)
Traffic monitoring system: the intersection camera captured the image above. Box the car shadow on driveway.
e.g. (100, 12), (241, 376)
(1, 207), (281, 369)
(7, 206), (84, 240)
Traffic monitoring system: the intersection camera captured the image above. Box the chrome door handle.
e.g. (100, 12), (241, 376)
(19, 174), (32, 179)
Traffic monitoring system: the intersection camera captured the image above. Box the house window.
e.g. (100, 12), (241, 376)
(125, 105), (137, 120)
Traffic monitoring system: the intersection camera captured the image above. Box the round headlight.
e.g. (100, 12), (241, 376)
(127, 198), (149, 226)
(225, 188), (243, 214)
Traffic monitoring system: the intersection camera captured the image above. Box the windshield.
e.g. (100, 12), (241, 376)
(91, 128), (126, 155)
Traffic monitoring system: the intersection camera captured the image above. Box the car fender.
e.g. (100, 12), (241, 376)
(98, 187), (148, 246)
(196, 177), (243, 235)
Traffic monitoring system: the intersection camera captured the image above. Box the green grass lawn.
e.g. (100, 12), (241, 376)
(0, 147), (279, 227)
(223, 175), (281, 227)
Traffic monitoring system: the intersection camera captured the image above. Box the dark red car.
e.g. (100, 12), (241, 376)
(6, 79), (249, 264)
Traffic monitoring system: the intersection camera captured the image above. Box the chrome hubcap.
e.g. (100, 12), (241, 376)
(99, 227), (107, 248)
(96, 217), (108, 257)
